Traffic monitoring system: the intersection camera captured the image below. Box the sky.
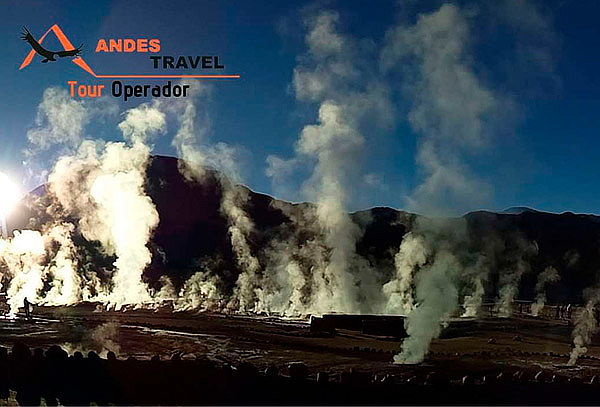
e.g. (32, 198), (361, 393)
(1, 0), (599, 215)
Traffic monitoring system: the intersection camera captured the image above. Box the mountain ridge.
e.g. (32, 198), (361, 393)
(6, 155), (600, 305)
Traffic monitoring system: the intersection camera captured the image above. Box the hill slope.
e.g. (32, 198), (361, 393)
(7, 155), (600, 304)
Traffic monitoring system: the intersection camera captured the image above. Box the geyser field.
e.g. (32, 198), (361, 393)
(4, 85), (600, 403)
(2, 2), (599, 404)
(2, 152), (600, 404)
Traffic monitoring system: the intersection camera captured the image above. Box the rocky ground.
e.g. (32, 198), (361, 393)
(0, 305), (596, 382)
(0, 305), (597, 404)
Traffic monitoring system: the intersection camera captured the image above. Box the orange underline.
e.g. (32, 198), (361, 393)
(93, 74), (241, 79)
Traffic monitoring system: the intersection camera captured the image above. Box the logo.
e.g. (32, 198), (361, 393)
(19, 25), (93, 73)
(19, 24), (240, 101)
(21, 26), (82, 64)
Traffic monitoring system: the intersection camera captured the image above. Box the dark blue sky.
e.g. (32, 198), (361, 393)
(1, 0), (600, 214)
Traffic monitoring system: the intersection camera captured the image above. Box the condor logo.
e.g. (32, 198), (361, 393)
(19, 25), (93, 74)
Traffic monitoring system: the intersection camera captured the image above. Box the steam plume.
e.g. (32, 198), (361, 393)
(460, 256), (490, 318)
(381, 3), (500, 215)
(568, 288), (600, 365)
(47, 101), (165, 309)
(264, 8), (392, 315)
(0, 223), (85, 314)
(496, 238), (538, 317)
(40, 223), (82, 306)
(381, 3), (502, 363)
(24, 87), (117, 186)
(531, 266), (560, 317)
(1, 230), (46, 314)
(391, 218), (468, 364)
(162, 81), (258, 312)
(256, 202), (327, 316)
(26, 87), (90, 152)
(383, 232), (429, 314)
(176, 270), (223, 311)
(396, 246), (460, 364)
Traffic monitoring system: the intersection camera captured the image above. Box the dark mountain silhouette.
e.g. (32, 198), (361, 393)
(7, 155), (600, 304)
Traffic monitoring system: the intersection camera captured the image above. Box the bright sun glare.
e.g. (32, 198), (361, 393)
(0, 172), (21, 219)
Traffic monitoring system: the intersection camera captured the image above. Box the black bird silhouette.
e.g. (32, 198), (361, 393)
(21, 26), (82, 63)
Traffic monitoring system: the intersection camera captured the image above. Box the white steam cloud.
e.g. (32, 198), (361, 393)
(380, 2), (552, 364)
(381, 3), (499, 364)
(26, 88), (90, 151)
(262, 8), (393, 315)
(24, 87), (118, 186)
(459, 253), (493, 318)
(156, 80), (258, 312)
(49, 149), (159, 308)
(568, 288), (600, 365)
(0, 223), (89, 315)
(381, 3), (500, 215)
(496, 238), (538, 317)
(16, 92), (167, 310)
(390, 218), (472, 364)
(383, 232), (429, 314)
(531, 266), (560, 317)
(396, 244), (460, 364)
